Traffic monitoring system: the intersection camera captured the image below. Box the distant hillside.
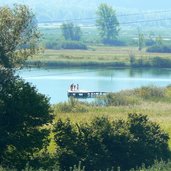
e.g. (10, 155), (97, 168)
(0, 0), (171, 25)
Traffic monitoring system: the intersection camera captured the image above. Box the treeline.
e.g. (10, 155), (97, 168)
(41, 3), (171, 53)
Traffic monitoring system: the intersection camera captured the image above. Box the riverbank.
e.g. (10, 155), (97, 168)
(27, 46), (171, 68)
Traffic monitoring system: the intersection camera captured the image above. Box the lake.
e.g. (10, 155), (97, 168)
(18, 67), (171, 104)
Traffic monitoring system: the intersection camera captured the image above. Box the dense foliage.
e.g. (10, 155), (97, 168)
(53, 113), (169, 171)
(147, 45), (171, 53)
(0, 69), (53, 170)
(95, 85), (171, 107)
(0, 5), (40, 68)
(61, 23), (82, 41)
(96, 3), (120, 44)
(45, 41), (87, 50)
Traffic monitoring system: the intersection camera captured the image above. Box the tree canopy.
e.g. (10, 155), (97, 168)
(0, 5), (53, 170)
(61, 23), (82, 41)
(96, 3), (120, 44)
(0, 69), (53, 169)
(0, 4), (40, 68)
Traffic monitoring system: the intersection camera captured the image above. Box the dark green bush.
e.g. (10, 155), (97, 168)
(45, 41), (87, 50)
(102, 39), (126, 46)
(60, 41), (87, 50)
(53, 114), (170, 171)
(45, 41), (61, 49)
(147, 45), (171, 53)
(151, 57), (171, 68)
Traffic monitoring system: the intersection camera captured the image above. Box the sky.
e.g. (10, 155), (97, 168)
(1, 0), (171, 23)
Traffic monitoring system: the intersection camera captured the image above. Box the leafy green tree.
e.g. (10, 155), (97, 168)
(156, 35), (163, 46)
(0, 4), (40, 68)
(61, 23), (82, 41)
(96, 3), (120, 44)
(138, 29), (144, 51)
(0, 69), (53, 169)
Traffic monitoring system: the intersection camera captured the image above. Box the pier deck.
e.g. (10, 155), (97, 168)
(67, 90), (108, 98)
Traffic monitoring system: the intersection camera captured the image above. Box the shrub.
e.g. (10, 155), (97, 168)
(135, 86), (165, 100)
(147, 45), (171, 53)
(60, 41), (87, 50)
(95, 92), (140, 106)
(102, 39), (126, 46)
(45, 41), (60, 49)
(151, 57), (171, 68)
(53, 98), (88, 113)
(45, 41), (87, 50)
(145, 39), (156, 46)
(53, 114), (170, 171)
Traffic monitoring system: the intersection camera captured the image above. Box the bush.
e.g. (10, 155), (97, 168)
(45, 41), (87, 50)
(45, 41), (60, 49)
(53, 98), (89, 113)
(95, 91), (140, 106)
(53, 114), (170, 171)
(151, 57), (171, 68)
(96, 86), (166, 106)
(60, 41), (87, 50)
(147, 45), (171, 53)
(102, 39), (126, 46)
(135, 86), (165, 100)
(145, 39), (156, 46)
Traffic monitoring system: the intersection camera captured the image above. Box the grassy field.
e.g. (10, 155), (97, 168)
(28, 46), (171, 67)
(49, 86), (171, 153)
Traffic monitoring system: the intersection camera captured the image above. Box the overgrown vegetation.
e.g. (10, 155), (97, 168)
(0, 4), (40, 68)
(147, 45), (171, 53)
(96, 86), (167, 106)
(53, 113), (169, 171)
(45, 41), (87, 50)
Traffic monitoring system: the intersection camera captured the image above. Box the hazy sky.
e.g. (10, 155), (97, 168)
(1, 0), (171, 23)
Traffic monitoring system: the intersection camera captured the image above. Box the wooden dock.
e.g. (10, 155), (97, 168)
(67, 90), (108, 98)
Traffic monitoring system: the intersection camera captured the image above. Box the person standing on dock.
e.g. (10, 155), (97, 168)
(76, 84), (79, 91)
(73, 84), (76, 91)
(70, 84), (74, 91)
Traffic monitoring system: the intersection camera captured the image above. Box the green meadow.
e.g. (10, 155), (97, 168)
(28, 46), (171, 67)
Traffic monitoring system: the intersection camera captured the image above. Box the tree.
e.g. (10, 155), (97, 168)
(0, 4), (40, 68)
(0, 5), (53, 170)
(138, 29), (144, 51)
(156, 35), (163, 46)
(0, 69), (53, 169)
(96, 3), (120, 44)
(53, 114), (169, 171)
(61, 23), (82, 41)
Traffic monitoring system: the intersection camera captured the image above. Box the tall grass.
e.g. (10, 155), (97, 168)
(0, 161), (171, 171)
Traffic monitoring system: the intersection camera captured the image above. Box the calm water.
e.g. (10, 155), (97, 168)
(18, 67), (171, 104)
